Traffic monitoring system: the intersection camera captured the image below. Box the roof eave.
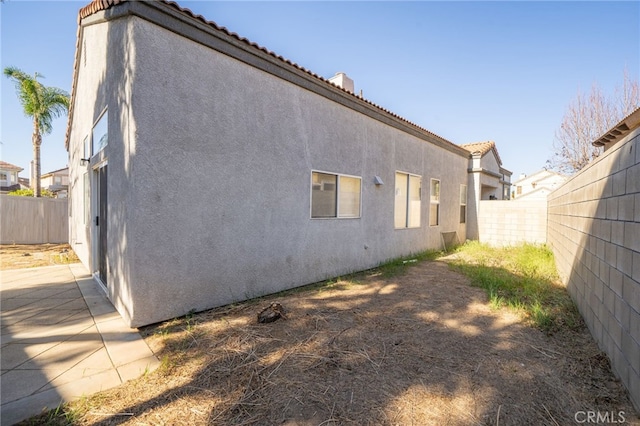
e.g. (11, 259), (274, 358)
(65, 0), (469, 158)
(592, 107), (640, 148)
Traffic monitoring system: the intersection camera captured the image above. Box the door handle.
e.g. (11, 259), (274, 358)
(96, 216), (100, 226)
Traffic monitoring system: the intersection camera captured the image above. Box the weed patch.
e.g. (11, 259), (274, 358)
(446, 241), (583, 333)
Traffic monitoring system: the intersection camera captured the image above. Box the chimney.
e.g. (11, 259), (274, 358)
(328, 72), (354, 94)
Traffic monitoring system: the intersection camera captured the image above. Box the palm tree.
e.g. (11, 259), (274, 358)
(4, 66), (70, 197)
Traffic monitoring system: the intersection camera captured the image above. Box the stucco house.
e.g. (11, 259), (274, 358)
(66, 0), (507, 327)
(41, 167), (70, 198)
(512, 169), (566, 200)
(0, 161), (23, 193)
(460, 141), (512, 240)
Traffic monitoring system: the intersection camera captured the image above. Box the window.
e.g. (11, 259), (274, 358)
(92, 109), (108, 155)
(83, 173), (90, 225)
(83, 135), (90, 160)
(460, 184), (467, 224)
(311, 171), (361, 218)
(395, 172), (421, 228)
(430, 179), (440, 226)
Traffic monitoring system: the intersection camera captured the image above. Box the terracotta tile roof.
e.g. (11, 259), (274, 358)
(66, 0), (465, 155)
(0, 161), (24, 172)
(460, 141), (502, 165)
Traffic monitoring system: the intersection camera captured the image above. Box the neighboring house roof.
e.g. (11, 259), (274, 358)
(0, 184), (21, 193)
(512, 169), (566, 185)
(515, 186), (553, 200)
(41, 167), (69, 178)
(66, 0), (469, 159)
(460, 141), (503, 166)
(593, 107), (640, 148)
(0, 161), (24, 172)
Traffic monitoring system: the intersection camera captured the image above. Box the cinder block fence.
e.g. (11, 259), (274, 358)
(548, 127), (640, 411)
(477, 199), (547, 247)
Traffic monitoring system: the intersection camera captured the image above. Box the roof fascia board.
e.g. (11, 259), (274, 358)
(593, 107), (640, 147)
(467, 168), (502, 179)
(82, 1), (469, 158)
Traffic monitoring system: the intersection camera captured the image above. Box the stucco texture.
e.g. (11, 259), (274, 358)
(69, 9), (468, 327)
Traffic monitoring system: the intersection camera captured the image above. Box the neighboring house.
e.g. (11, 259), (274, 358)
(512, 169), (566, 200)
(461, 141), (512, 240)
(0, 161), (23, 193)
(18, 177), (30, 190)
(41, 167), (70, 198)
(66, 0), (507, 327)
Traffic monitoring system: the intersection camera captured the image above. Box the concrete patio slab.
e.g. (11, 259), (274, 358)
(1, 264), (159, 425)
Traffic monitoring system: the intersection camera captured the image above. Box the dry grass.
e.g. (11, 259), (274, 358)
(20, 251), (639, 426)
(0, 244), (79, 270)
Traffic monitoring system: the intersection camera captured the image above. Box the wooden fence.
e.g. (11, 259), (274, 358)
(0, 195), (68, 244)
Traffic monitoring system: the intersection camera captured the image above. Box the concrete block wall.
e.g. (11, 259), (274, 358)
(477, 200), (547, 247)
(547, 127), (640, 411)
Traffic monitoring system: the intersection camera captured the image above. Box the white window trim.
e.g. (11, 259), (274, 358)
(460, 184), (467, 224)
(91, 107), (108, 157)
(310, 170), (362, 219)
(395, 170), (422, 229)
(430, 178), (440, 227)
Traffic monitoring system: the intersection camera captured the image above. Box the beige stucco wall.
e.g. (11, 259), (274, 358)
(548, 127), (640, 411)
(68, 5), (469, 327)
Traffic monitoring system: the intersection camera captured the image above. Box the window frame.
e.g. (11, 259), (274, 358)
(459, 184), (467, 224)
(394, 171), (422, 229)
(310, 170), (362, 219)
(430, 178), (440, 227)
(92, 108), (108, 156)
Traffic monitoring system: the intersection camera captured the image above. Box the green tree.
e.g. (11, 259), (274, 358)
(4, 66), (70, 197)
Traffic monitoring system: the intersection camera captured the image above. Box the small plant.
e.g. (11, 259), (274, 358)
(184, 309), (197, 332)
(530, 301), (554, 332)
(158, 354), (174, 375)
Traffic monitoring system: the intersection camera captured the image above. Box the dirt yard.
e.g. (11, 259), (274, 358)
(29, 257), (638, 425)
(0, 244), (79, 270)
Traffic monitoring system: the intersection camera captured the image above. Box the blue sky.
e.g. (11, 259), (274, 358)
(1, 1), (639, 180)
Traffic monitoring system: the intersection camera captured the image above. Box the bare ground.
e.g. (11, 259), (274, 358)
(24, 258), (639, 425)
(0, 244), (79, 270)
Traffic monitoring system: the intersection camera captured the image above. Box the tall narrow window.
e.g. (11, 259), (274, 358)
(83, 135), (90, 160)
(460, 184), (467, 224)
(430, 179), (440, 226)
(92, 109), (108, 155)
(395, 172), (421, 228)
(83, 172), (90, 225)
(311, 171), (361, 218)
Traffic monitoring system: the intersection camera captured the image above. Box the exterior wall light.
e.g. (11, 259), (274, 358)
(374, 176), (384, 185)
